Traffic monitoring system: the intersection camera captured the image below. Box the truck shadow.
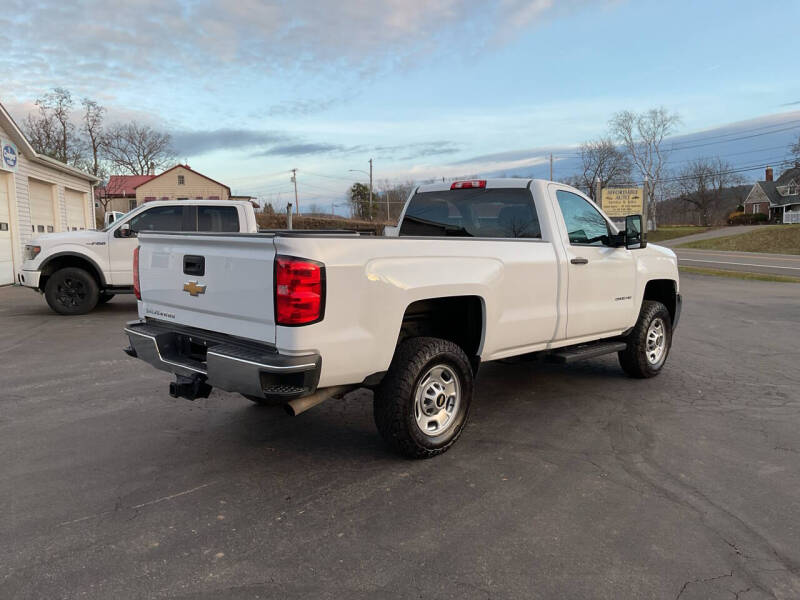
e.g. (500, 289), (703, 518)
(204, 357), (637, 463)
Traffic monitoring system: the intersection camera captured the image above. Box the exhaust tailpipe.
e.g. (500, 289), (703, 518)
(285, 386), (351, 417)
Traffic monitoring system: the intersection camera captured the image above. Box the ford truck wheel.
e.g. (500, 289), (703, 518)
(374, 337), (473, 459)
(618, 300), (672, 378)
(44, 268), (100, 315)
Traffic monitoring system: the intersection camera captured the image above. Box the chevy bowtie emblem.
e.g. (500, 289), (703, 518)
(183, 281), (207, 296)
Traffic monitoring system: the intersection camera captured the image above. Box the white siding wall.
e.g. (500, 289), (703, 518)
(0, 122), (94, 275)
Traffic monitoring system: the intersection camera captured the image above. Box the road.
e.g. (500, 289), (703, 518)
(674, 248), (800, 277)
(2, 277), (800, 599)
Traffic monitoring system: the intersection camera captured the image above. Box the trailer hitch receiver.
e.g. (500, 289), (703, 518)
(169, 374), (212, 401)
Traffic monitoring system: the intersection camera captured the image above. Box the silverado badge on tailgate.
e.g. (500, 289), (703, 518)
(183, 281), (207, 296)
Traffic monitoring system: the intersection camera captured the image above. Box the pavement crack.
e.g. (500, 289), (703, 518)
(675, 570), (733, 599)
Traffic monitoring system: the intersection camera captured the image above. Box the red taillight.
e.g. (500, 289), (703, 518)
(275, 256), (324, 326)
(133, 246), (141, 300)
(450, 180), (486, 190)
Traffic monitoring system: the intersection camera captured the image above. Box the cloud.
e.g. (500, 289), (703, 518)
(0, 0), (608, 99)
(171, 129), (288, 156)
(255, 142), (354, 157)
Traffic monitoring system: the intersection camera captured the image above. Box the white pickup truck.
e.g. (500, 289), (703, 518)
(18, 199), (258, 315)
(125, 179), (680, 458)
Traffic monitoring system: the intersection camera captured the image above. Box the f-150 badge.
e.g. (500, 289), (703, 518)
(183, 281), (206, 296)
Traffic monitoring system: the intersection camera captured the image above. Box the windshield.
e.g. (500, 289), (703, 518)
(399, 188), (541, 238)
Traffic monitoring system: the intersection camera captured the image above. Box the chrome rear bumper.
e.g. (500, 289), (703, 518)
(124, 320), (321, 400)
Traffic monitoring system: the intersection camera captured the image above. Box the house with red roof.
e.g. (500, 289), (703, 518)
(95, 164), (233, 218)
(134, 164), (231, 206)
(94, 174), (155, 215)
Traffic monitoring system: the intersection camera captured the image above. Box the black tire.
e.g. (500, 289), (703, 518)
(618, 300), (672, 378)
(97, 292), (115, 304)
(374, 337), (473, 459)
(44, 268), (99, 315)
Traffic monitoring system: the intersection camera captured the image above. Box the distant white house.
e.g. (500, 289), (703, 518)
(743, 164), (800, 223)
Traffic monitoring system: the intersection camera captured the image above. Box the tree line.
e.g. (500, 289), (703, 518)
(23, 87), (176, 182)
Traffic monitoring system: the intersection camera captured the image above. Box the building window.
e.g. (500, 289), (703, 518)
(178, 175), (185, 185)
(129, 199), (137, 210)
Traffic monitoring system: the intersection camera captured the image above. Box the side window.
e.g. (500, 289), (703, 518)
(198, 206), (240, 232)
(128, 206), (186, 232)
(556, 190), (610, 246)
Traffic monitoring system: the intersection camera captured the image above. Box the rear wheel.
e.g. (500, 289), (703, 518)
(44, 268), (99, 315)
(618, 300), (672, 378)
(374, 337), (473, 459)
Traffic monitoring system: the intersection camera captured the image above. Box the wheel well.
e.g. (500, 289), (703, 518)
(643, 279), (677, 323)
(398, 296), (483, 370)
(39, 255), (105, 291)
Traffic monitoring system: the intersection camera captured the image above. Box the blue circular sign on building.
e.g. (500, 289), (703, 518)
(3, 143), (18, 168)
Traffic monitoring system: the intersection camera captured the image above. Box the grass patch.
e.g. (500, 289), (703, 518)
(678, 225), (800, 255)
(648, 226), (710, 243)
(680, 266), (800, 283)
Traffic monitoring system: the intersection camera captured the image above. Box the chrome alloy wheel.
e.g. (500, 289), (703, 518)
(645, 317), (667, 366)
(414, 364), (461, 437)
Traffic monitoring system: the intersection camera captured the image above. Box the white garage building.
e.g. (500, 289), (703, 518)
(0, 101), (98, 286)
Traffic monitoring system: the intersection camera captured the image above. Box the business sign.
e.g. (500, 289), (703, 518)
(600, 187), (643, 218)
(1, 139), (18, 172)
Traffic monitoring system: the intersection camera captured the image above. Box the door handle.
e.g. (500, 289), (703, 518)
(183, 255), (205, 276)
(570, 257), (589, 265)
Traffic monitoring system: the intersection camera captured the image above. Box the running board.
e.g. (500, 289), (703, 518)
(548, 341), (627, 364)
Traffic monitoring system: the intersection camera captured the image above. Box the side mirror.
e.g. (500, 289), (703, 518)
(118, 223), (134, 238)
(625, 214), (647, 249)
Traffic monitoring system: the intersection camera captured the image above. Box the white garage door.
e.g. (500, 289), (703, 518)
(29, 179), (55, 234)
(65, 188), (86, 230)
(0, 176), (13, 285)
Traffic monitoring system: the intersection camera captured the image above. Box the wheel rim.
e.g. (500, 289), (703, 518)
(645, 317), (667, 366)
(414, 364), (461, 437)
(56, 278), (86, 309)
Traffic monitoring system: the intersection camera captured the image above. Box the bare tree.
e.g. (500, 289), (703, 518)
(675, 157), (743, 226)
(24, 87), (86, 167)
(791, 134), (800, 160)
(81, 98), (106, 178)
(376, 179), (415, 222)
(609, 107), (681, 227)
(104, 122), (176, 175)
(576, 137), (633, 201)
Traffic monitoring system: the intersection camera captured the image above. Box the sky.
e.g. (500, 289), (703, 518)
(2, 0), (800, 212)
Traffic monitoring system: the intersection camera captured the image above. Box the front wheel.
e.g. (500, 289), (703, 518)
(618, 300), (673, 378)
(44, 268), (99, 315)
(374, 337), (473, 459)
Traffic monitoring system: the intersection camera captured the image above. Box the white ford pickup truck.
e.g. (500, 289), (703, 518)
(125, 179), (680, 458)
(18, 199), (258, 315)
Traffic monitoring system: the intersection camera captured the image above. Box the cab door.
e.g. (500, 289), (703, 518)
(108, 205), (191, 286)
(550, 187), (637, 339)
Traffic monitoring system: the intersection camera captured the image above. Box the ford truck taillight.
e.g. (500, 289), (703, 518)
(275, 256), (325, 326)
(133, 246), (141, 300)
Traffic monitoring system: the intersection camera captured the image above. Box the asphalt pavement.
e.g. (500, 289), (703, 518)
(2, 277), (800, 599)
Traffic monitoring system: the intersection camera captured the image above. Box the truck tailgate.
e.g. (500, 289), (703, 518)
(137, 233), (277, 344)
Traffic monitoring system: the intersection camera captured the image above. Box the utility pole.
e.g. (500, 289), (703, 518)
(368, 158), (373, 221)
(549, 153), (553, 181)
(290, 168), (299, 214)
(286, 202), (293, 230)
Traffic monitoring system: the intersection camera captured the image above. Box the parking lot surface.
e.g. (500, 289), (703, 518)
(2, 276), (800, 599)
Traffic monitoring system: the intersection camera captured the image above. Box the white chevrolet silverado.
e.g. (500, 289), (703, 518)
(18, 200), (258, 315)
(125, 179), (680, 458)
